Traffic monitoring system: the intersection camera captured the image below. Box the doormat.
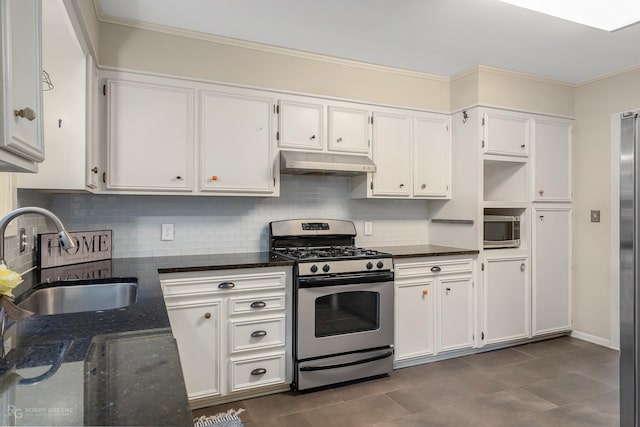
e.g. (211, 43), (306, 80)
(194, 408), (246, 427)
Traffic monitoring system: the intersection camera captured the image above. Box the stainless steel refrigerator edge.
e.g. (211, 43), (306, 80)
(620, 111), (639, 426)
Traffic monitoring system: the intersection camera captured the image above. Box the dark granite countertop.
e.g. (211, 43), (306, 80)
(370, 244), (479, 259)
(0, 252), (293, 426)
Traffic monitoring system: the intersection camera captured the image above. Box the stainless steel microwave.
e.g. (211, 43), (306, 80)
(484, 215), (520, 249)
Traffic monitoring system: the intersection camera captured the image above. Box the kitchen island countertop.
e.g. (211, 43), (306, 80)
(1, 252), (293, 427)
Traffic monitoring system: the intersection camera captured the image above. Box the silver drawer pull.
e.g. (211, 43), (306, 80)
(250, 301), (267, 309)
(251, 330), (267, 338)
(251, 368), (267, 376)
(430, 266), (441, 272)
(218, 281), (235, 289)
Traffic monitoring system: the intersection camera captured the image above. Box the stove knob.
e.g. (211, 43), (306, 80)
(322, 264), (331, 273)
(366, 262), (374, 270)
(310, 264), (318, 273)
(377, 261), (384, 269)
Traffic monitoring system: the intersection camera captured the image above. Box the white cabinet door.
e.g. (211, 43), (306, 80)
(0, 0), (43, 169)
(532, 119), (572, 202)
(438, 276), (474, 352)
(483, 111), (530, 157)
(533, 208), (571, 335)
(107, 79), (194, 191)
(328, 104), (369, 153)
(483, 257), (530, 345)
(414, 114), (451, 198)
(372, 110), (411, 197)
(200, 90), (275, 194)
(85, 56), (100, 189)
(395, 281), (435, 361)
(166, 299), (221, 400)
(278, 99), (323, 150)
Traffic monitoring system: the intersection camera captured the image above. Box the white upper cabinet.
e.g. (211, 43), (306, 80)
(414, 113), (451, 198)
(106, 78), (195, 191)
(18, 0), (90, 191)
(277, 99), (323, 151)
(0, 0), (43, 172)
(327, 103), (370, 154)
(199, 89), (276, 194)
(371, 110), (412, 197)
(532, 118), (572, 202)
(483, 110), (530, 157)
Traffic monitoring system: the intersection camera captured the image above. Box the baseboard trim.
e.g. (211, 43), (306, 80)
(570, 330), (617, 349)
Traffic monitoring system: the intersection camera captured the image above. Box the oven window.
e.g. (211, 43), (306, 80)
(315, 291), (379, 337)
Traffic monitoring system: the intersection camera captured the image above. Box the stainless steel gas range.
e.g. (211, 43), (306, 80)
(269, 219), (394, 391)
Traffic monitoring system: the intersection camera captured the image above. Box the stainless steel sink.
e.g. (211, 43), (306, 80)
(18, 281), (138, 316)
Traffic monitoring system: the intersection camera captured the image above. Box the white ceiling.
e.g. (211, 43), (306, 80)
(97, 0), (640, 84)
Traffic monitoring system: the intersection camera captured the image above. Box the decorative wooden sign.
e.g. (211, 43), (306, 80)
(39, 259), (113, 283)
(38, 230), (112, 268)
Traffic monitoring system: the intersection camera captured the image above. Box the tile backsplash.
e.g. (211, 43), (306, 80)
(16, 175), (432, 259)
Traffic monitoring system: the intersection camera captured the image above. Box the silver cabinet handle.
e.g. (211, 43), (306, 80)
(251, 368), (267, 376)
(336, 137), (343, 142)
(310, 135), (316, 140)
(251, 330), (267, 338)
(521, 144), (526, 149)
(421, 183), (426, 189)
(14, 107), (36, 121)
(250, 301), (267, 309)
(399, 184), (405, 188)
(204, 312), (211, 319)
(218, 281), (235, 289)
(539, 215), (544, 220)
(430, 266), (441, 272)
(176, 176), (182, 180)
(539, 189), (544, 196)
(520, 263), (526, 272)
(445, 287), (451, 295)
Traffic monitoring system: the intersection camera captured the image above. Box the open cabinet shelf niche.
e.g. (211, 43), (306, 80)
(483, 159), (527, 203)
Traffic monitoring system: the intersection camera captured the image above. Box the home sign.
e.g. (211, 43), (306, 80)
(38, 230), (112, 268)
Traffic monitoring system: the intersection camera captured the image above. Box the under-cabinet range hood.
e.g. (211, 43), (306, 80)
(280, 151), (376, 176)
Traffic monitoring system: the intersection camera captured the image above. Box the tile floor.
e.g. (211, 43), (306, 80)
(193, 336), (619, 427)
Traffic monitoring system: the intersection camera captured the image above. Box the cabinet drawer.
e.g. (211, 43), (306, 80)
(161, 271), (286, 296)
(230, 353), (286, 392)
(395, 259), (473, 279)
(229, 294), (285, 315)
(229, 317), (285, 353)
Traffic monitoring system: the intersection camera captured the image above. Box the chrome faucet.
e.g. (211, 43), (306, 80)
(0, 207), (76, 267)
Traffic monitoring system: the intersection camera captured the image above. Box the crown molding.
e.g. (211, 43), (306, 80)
(576, 63), (640, 87)
(93, 11), (450, 83)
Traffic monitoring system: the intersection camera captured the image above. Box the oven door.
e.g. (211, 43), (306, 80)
(296, 272), (394, 360)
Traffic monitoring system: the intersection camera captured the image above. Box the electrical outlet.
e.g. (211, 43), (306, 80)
(161, 224), (174, 241)
(591, 210), (601, 223)
(364, 221), (373, 236)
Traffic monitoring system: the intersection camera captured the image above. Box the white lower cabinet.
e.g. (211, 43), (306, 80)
(394, 257), (475, 366)
(161, 267), (291, 408)
(165, 297), (222, 400)
(395, 280), (435, 361)
(532, 207), (571, 335)
(438, 276), (474, 352)
(483, 256), (530, 345)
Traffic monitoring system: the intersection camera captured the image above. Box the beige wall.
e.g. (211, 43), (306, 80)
(450, 66), (574, 117)
(573, 67), (640, 341)
(98, 22), (450, 111)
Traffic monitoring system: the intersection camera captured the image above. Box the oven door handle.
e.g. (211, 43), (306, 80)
(298, 271), (394, 288)
(299, 350), (393, 371)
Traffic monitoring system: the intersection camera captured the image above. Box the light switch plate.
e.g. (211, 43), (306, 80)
(591, 210), (600, 223)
